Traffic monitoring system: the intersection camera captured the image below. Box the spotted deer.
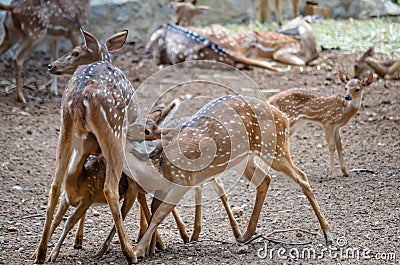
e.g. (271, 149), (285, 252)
(168, 1), (317, 66)
(0, 0), (90, 103)
(257, 0), (301, 25)
(42, 102), (193, 262)
(147, 23), (280, 71)
(268, 71), (373, 178)
(123, 95), (332, 262)
(354, 47), (400, 80)
(33, 29), (142, 264)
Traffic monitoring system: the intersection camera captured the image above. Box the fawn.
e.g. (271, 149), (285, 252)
(123, 95), (332, 262)
(268, 71), (373, 178)
(354, 47), (400, 80)
(0, 0), (90, 103)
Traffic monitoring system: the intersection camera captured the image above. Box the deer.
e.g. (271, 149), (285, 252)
(169, 0), (209, 27)
(0, 0), (90, 103)
(147, 22), (281, 71)
(354, 47), (400, 80)
(122, 94), (332, 262)
(33, 29), (142, 264)
(268, 71), (373, 178)
(166, 1), (317, 66)
(257, 0), (301, 25)
(41, 102), (195, 262)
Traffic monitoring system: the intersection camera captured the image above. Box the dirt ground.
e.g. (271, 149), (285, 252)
(0, 37), (399, 265)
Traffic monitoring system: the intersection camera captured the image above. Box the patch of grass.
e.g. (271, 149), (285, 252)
(221, 17), (400, 56)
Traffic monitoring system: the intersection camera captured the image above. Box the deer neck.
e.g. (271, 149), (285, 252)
(342, 95), (362, 120)
(299, 25), (318, 61)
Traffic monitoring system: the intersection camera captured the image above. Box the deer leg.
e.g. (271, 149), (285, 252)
(34, 117), (74, 263)
(13, 39), (39, 103)
(47, 200), (92, 262)
(292, 0), (300, 17)
(274, 157), (332, 245)
(334, 129), (349, 176)
(257, 0), (266, 23)
(323, 125), (338, 178)
(95, 181), (139, 258)
(74, 212), (86, 249)
(49, 40), (59, 96)
(384, 61), (400, 80)
(273, 50), (306, 65)
(190, 185), (203, 241)
(239, 155), (272, 242)
(48, 193), (69, 239)
(210, 177), (242, 240)
(275, 0), (282, 25)
(134, 187), (190, 259)
(0, 18), (20, 56)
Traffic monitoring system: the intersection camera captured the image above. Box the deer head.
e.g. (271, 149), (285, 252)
(354, 47), (374, 79)
(169, 1), (209, 27)
(48, 29), (128, 76)
(339, 70), (373, 101)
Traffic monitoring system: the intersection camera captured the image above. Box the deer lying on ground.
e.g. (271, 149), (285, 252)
(42, 102), (193, 262)
(354, 47), (400, 80)
(168, 1), (317, 66)
(34, 29), (141, 264)
(0, 0), (90, 103)
(268, 71), (373, 178)
(123, 95), (332, 262)
(258, 0), (301, 25)
(147, 23), (280, 71)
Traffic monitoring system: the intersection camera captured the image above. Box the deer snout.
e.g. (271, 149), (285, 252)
(344, 95), (352, 101)
(48, 64), (61, 75)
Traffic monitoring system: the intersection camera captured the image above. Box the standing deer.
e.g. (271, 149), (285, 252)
(123, 95), (332, 262)
(268, 71), (373, 178)
(0, 0), (90, 103)
(33, 29), (141, 264)
(354, 47), (400, 80)
(257, 0), (301, 25)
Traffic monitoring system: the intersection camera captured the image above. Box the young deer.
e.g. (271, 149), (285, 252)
(257, 0), (300, 25)
(124, 95), (332, 262)
(33, 29), (141, 264)
(268, 71), (373, 178)
(354, 47), (400, 80)
(0, 0), (90, 103)
(42, 102), (190, 262)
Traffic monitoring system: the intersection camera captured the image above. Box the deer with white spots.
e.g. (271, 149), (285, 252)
(354, 47), (400, 80)
(33, 29), (142, 264)
(167, 1), (317, 66)
(124, 95), (332, 262)
(0, 0), (90, 103)
(268, 71), (373, 178)
(40, 101), (193, 262)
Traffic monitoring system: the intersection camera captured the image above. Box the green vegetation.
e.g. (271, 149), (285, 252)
(223, 17), (400, 56)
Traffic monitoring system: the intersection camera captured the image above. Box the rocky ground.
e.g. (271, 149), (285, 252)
(0, 36), (399, 265)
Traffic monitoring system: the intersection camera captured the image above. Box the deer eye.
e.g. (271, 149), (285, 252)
(144, 129), (150, 135)
(71, 51), (79, 57)
(354, 64), (358, 69)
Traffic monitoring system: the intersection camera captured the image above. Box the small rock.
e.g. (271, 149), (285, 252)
(296, 232), (303, 238)
(8, 226), (18, 232)
(92, 209), (100, 217)
(12, 185), (23, 191)
(237, 245), (249, 254)
(221, 250), (231, 258)
(231, 206), (243, 217)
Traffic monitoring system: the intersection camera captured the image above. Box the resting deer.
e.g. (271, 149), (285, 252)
(42, 102), (191, 262)
(33, 29), (142, 264)
(168, 1), (317, 66)
(268, 71), (373, 178)
(147, 23), (280, 71)
(354, 47), (400, 80)
(257, 0), (300, 25)
(0, 0), (90, 103)
(123, 95), (332, 262)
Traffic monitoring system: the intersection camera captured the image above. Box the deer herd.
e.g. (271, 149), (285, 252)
(0, 0), (396, 264)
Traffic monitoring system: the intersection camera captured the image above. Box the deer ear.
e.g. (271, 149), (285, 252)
(105, 30), (128, 52)
(339, 70), (349, 84)
(363, 72), (373, 86)
(366, 47), (374, 57)
(81, 29), (101, 54)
